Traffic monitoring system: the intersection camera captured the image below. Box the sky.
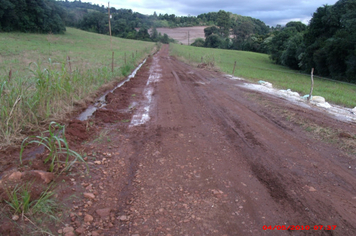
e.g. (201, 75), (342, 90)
(88, 0), (339, 26)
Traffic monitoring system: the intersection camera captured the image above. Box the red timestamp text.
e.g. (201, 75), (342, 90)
(262, 225), (337, 231)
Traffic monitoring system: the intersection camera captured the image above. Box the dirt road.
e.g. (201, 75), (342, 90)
(53, 45), (356, 235)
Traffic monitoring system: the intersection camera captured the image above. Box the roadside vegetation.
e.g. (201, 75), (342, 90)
(2, 182), (61, 235)
(0, 27), (156, 147)
(170, 43), (356, 108)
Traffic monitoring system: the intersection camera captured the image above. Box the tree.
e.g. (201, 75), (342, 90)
(160, 33), (169, 44)
(346, 49), (356, 81)
(285, 21), (307, 32)
(79, 11), (106, 34)
(204, 26), (219, 37)
(281, 33), (305, 69)
(269, 27), (298, 64)
(150, 27), (158, 41)
(303, 0), (356, 81)
(0, 0), (66, 33)
(137, 27), (150, 40)
(204, 34), (223, 48)
(216, 10), (230, 37)
(0, 0), (15, 30)
(232, 21), (254, 49)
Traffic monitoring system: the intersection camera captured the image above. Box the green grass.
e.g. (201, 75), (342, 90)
(0, 28), (156, 146)
(169, 44), (356, 108)
(5, 183), (58, 216)
(3, 182), (61, 235)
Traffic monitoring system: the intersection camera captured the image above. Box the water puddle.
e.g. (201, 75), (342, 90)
(195, 82), (206, 85)
(225, 74), (244, 80)
(130, 56), (161, 126)
(77, 59), (147, 121)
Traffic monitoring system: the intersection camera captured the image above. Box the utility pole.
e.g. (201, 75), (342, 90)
(108, 2), (112, 49)
(307, 68), (314, 102)
(188, 31), (190, 45)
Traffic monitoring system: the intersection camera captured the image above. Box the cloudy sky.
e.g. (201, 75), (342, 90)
(89, 0), (339, 26)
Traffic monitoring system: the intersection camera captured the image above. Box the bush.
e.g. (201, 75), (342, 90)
(191, 38), (205, 47)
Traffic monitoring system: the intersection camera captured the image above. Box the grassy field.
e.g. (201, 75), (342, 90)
(0, 27), (156, 146)
(170, 44), (356, 108)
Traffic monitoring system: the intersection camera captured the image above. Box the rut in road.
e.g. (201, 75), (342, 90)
(70, 44), (356, 236)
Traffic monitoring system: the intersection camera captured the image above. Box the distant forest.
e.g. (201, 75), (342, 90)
(0, 0), (355, 82)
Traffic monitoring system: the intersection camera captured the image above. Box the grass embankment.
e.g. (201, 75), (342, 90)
(170, 44), (356, 108)
(0, 27), (156, 146)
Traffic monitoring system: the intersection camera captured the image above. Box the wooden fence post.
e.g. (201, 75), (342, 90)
(307, 68), (314, 102)
(232, 61), (237, 75)
(67, 56), (72, 74)
(112, 51), (114, 73)
(188, 31), (190, 45)
(8, 69), (12, 81)
(125, 53), (127, 65)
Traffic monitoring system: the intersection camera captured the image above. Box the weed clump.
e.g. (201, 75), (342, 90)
(20, 121), (85, 173)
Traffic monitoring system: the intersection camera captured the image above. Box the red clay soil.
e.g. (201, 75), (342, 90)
(1, 44), (356, 236)
(66, 120), (93, 142)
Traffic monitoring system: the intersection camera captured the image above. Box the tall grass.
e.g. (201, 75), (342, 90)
(169, 44), (356, 108)
(0, 28), (156, 146)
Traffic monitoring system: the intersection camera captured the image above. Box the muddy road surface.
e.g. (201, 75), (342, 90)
(34, 44), (356, 235)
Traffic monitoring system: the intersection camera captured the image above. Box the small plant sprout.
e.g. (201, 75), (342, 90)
(19, 121), (86, 173)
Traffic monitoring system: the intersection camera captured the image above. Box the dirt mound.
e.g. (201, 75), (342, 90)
(105, 90), (131, 110)
(66, 119), (92, 142)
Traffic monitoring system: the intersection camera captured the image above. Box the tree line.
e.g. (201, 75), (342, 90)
(269, 0), (356, 82)
(56, 1), (269, 45)
(57, 1), (177, 43)
(0, 0), (66, 33)
(192, 10), (271, 53)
